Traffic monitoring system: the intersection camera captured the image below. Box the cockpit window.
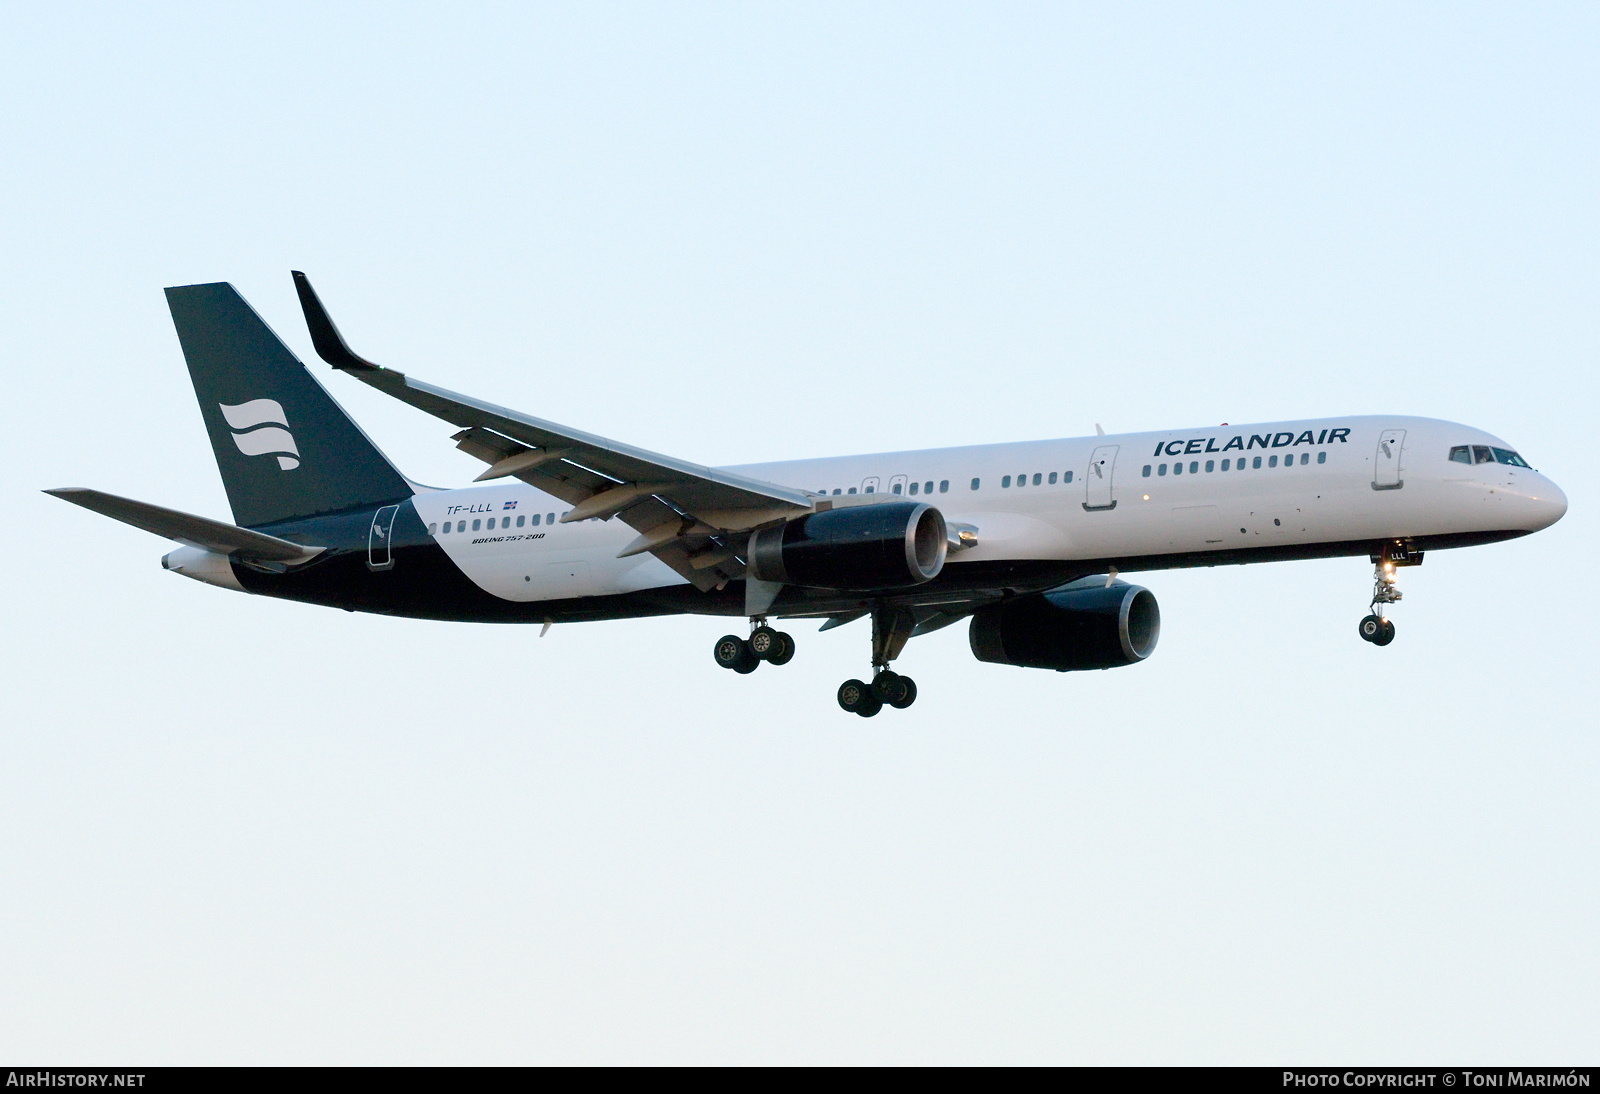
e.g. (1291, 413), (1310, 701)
(1455, 443), (1532, 468)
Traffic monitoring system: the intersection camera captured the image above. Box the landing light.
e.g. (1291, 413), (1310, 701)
(1143, 494), (1150, 500)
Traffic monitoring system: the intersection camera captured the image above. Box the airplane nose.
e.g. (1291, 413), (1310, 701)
(1530, 477), (1568, 530)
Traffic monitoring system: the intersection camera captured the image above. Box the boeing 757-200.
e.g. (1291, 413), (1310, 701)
(47, 274), (1568, 715)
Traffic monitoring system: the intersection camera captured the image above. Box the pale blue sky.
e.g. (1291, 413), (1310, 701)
(2, 3), (1596, 1063)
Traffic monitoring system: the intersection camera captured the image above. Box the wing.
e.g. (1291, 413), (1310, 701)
(291, 272), (816, 590)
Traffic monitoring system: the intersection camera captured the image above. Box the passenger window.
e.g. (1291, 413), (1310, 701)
(970, 478), (980, 490)
(1064, 471), (1072, 483)
(1473, 445), (1495, 464)
(1493, 448), (1530, 468)
(1317, 452), (1326, 464)
(832, 488), (841, 495)
(1002, 475), (1011, 488)
(1158, 463), (1167, 476)
(428, 523), (437, 535)
(848, 487), (857, 494)
(517, 515), (525, 527)
(1221, 459), (1230, 471)
(472, 519), (481, 531)
(1449, 446), (1472, 464)
(1300, 453), (1308, 465)
(1015, 473), (1025, 486)
(1205, 460), (1214, 472)
(1252, 457), (1262, 469)
(925, 481), (934, 493)
(1142, 465), (1152, 477)
(1049, 472), (1058, 484)
(1174, 462), (1183, 475)
(1189, 461), (1198, 474)
(1268, 456), (1277, 467)
(908, 482), (919, 495)
(940, 480), (949, 493)
(531, 513), (540, 526)
(892, 482), (902, 494)
(1032, 473), (1041, 486)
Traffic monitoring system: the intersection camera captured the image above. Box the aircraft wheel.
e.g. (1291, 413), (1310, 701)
(871, 670), (910, 706)
(714, 634), (758, 672)
(1358, 614), (1382, 643)
(856, 693), (883, 717)
(767, 631), (795, 666)
(888, 675), (917, 709)
(838, 678), (871, 714)
(749, 625), (784, 661)
(1375, 619), (1396, 646)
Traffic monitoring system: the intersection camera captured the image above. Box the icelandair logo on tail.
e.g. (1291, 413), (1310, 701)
(219, 399), (300, 470)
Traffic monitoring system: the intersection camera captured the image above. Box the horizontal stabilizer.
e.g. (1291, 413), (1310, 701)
(44, 488), (322, 563)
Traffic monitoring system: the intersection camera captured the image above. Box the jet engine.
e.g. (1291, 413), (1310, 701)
(747, 501), (947, 590)
(969, 577), (1160, 671)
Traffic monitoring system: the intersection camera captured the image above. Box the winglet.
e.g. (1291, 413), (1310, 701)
(291, 271), (382, 372)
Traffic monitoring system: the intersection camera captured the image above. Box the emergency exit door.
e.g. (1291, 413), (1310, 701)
(1373, 429), (1405, 490)
(1084, 446), (1119, 511)
(368, 505), (399, 571)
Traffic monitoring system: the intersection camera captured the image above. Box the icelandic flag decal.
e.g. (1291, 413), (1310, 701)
(503, 500), (517, 510)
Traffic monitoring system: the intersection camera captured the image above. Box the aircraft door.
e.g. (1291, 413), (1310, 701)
(1373, 429), (1406, 490)
(888, 475), (909, 496)
(861, 476), (880, 495)
(1084, 446), (1119, 511)
(368, 504), (399, 571)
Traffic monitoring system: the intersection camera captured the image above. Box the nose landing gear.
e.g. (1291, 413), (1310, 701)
(1359, 541), (1422, 647)
(1358, 613), (1395, 646)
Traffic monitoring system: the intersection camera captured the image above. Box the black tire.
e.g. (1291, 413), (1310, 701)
(1375, 619), (1396, 646)
(888, 675), (917, 709)
(1358, 614), (1382, 643)
(856, 693), (883, 717)
(767, 631), (795, 666)
(871, 670), (909, 706)
(838, 678), (870, 713)
(749, 625), (783, 661)
(714, 634), (755, 671)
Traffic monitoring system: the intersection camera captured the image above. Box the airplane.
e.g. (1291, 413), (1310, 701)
(47, 274), (1568, 716)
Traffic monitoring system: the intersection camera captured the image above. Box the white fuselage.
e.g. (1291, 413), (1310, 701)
(407, 415), (1566, 605)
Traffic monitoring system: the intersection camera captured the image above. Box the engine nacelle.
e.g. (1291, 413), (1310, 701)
(969, 578), (1160, 671)
(748, 501), (947, 590)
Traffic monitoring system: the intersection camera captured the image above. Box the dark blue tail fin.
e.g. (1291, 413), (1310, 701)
(165, 282), (412, 527)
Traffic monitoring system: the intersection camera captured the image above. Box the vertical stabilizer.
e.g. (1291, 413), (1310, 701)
(165, 282), (412, 527)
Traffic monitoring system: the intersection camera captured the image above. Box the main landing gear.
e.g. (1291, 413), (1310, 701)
(1358, 541), (1423, 647)
(712, 605), (923, 718)
(837, 606), (919, 718)
(836, 671), (918, 717)
(712, 621), (795, 674)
